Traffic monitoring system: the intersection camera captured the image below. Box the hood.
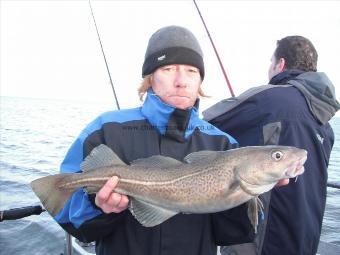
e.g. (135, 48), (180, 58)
(287, 72), (340, 124)
(203, 71), (339, 125)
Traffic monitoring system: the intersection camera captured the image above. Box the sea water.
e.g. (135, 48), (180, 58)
(0, 97), (339, 254)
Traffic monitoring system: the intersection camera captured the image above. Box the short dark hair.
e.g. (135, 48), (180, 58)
(274, 36), (318, 72)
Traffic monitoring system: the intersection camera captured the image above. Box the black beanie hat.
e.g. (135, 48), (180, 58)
(142, 26), (205, 79)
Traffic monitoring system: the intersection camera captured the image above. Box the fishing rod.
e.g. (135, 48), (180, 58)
(0, 0), (120, 225)
(88, 0), (120, 110)
(0, 205), (45, 222)
(327, 181), (340, 189)
(193, 0), (235, 98)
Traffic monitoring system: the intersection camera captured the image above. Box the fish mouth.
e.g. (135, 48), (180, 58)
(284, 155), (307, 178)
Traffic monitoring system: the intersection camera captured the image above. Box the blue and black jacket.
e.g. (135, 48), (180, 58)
(56, 90), (254, 255)
(204, 70), (339, 255)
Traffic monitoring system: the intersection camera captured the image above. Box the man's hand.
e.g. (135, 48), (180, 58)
(276, 178), (290, 187)
(95, 176), (129, 213)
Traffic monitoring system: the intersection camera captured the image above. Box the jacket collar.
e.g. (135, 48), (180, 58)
(204, 70), (339, 124)
(141, 89), (200, 142)
(269, 69), (304, 85)
(286, 72), (340, 124)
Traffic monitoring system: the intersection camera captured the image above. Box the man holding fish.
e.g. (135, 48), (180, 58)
(31, 26), (303, 255)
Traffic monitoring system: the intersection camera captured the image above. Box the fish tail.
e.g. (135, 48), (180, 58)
(31, 173), (77, 217)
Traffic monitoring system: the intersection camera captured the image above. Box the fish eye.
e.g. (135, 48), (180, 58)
(272, 151), (283, 161)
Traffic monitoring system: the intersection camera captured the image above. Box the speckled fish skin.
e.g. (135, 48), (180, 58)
(31, 145), (307, 227)
(113, 145), (306, 213)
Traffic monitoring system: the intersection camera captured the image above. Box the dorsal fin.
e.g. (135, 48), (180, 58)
(130, 155), (183, 169)
(81, 144), (126, 172)
(129, 198), (178, 227)
(184, 150), (225, 164)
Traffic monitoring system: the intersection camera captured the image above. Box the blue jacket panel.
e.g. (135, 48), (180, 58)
(55, 91), (252, 255)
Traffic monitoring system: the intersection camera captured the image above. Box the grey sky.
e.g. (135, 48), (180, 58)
(1, 0), (339, 111)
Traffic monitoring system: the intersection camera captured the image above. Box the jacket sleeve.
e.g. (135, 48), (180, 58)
(54, 118), (127, 243)
(211, 203), (255, 246)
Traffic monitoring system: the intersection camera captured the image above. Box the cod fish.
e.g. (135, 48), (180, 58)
(31, 144), (307, 230)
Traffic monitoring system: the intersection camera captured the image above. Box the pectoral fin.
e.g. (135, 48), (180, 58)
(129, 198), (178, 227)
(247, 197), (264, 233)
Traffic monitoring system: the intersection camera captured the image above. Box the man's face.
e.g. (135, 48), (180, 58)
(151, 64), (202, 110)
(268, 53), (283, 81)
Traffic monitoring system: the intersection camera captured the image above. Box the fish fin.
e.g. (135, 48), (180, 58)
(81, 144), (126, 172)
(247, 197), (264, 233)
(130, 155), (183, 169)
(84, 186), (98, 194)
(31, 173), (76, 217)
(129, 198), (178, 227)
(184, 150), (225, 164)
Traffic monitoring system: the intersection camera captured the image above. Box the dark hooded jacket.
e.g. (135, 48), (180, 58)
(204, 70), (339, 255)
(55, 90), (254, 255)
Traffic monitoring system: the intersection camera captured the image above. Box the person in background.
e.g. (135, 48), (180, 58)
(204, 35), (340, 255)
(54, 25), (254, 255)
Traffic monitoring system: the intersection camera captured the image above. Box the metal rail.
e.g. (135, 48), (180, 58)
(327, 181), (340, 189)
